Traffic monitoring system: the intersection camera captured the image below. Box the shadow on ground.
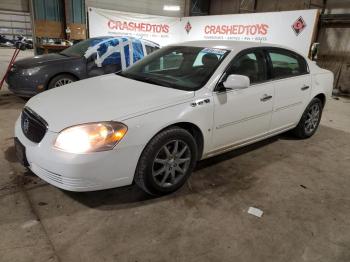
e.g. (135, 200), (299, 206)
(0, 93), (28, 109)
(4, 145), (17, 163)
(62, 135), (284, 209)
(6, 132), (298, 210)
(5, 124), (348, 222)
(5, 116), (312, 212)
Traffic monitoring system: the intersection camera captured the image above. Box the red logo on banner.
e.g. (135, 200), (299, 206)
(185, 21), (192, 34)
(107, 20), (170, 33)
(292, 16), (306, 36)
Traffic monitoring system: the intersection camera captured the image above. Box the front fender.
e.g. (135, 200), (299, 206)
(121, 98), (214, 161)
(42, 60), (86, 87)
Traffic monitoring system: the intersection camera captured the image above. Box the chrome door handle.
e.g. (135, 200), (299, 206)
(301, 85), (310, 91)
(260, 94), (272, 102)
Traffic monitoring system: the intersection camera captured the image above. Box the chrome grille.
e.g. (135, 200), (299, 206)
(21, 107), (48, 143)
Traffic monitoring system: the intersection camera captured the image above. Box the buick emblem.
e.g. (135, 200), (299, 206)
(23, 117), (30, 134)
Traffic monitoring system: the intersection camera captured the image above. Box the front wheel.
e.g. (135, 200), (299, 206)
(134, 127), (198, 196)
(292, 97), (323, 138)
(47, 74), (77, 90)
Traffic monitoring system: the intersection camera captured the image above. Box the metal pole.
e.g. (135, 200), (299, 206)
(29, 0), (37, 55)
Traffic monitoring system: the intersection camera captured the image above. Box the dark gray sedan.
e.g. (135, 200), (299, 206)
(6, 36), (159, 97)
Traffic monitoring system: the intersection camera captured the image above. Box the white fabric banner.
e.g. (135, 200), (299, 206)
(88, 7), (182, 46)
(88, 7), (318, 56)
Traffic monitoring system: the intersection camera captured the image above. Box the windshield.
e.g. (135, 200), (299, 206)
(118, 46), (229, 91)
(61, 38), (108, 57)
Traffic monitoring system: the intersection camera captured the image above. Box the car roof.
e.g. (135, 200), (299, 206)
(172, 40), (301, 55)
(90, 36), (159, 46)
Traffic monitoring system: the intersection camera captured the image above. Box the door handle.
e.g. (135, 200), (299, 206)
(260, 94), (273, 102)
(301, 85), (310, 91)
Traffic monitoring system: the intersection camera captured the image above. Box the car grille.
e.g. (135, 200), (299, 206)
(21, 107), (48, 143)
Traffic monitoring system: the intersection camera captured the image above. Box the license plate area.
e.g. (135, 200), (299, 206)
(14, 137), (29, 167)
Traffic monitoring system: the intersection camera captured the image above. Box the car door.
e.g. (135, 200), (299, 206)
(266, 48), (311, 132)
(212, 49), (274, 150)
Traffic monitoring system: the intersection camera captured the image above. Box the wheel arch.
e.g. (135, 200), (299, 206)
(147, 122), (205, 161)
(46, 72), (79, 89)
(314, 93), (326, 107)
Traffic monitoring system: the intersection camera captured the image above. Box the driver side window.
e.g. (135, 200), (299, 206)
(226, 51), (267, 84)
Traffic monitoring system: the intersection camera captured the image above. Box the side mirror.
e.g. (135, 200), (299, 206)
(222, 74), (250, 90)
(310, 42), (319, 61)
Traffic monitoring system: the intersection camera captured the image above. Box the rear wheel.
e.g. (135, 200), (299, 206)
(134, 127), (198, 196)
(293, 97), (323, 138)
(47, 74), (77, 90)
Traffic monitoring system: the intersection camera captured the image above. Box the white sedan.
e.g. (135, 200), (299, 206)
(14, 41), (333, 195)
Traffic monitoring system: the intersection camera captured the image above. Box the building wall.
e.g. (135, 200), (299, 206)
(0, 0), (29, 12)
(0, 0), (31, 40)
(209, 0), (240, 15)
(319, 0), (350, 94)
(85, 0), (185, 17)
(209, 0), (331, 14)
(0, 10), (32, 39)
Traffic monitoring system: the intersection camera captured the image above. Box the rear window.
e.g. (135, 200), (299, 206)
(268, 50), (308, 79)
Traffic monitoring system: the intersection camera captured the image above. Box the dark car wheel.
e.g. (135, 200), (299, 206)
(134, 127), (198, 196)
(47, 74), (77, 90)
(293, 97), (323, 138)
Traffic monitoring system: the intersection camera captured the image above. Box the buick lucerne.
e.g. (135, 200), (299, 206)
(14, 41), (333, 195)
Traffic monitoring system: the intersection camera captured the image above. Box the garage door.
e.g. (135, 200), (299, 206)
(0, 9), (32, 40)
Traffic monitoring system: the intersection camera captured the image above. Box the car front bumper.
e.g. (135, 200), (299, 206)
(14, 117), (141, 191)
(6, 70), (45, 97)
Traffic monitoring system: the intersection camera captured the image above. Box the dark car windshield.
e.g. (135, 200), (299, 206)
(61, 38), (108, 57)
(118, 46), (229, 91)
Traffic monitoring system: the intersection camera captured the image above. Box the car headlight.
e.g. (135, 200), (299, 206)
(54, 122), (128, 154)
(23, 67), (41, 76)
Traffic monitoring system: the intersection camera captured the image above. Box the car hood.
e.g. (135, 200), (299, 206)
(15, 53), (77, 68)
(25, 74), (194, 132)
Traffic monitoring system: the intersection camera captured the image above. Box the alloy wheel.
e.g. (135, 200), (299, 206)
(304, 103), (320, 134)
(152, 140), (191, 188)
(54, 78), (73, 87)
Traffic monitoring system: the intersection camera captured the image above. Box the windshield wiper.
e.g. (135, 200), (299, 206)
(60, 53), (70, 57)
(117, 72), (172, 87)
(141, 77), (175, 88)
(117, 72), (185, 89)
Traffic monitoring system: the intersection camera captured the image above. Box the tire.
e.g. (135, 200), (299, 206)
(47, 74), (77, 90)
(292, 97), (323, 139)
(134, 127), (198, 196)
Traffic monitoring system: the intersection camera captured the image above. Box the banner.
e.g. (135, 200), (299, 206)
(88, 8), (318, 56)
(88, 7), (182, 47)
(180, 10), (318, 56)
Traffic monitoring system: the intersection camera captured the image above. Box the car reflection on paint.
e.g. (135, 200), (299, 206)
(6, 36), (160, 97)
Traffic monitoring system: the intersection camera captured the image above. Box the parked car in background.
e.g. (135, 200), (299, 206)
(6, 36), (159, 97)
(14, 41), (333, 195)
